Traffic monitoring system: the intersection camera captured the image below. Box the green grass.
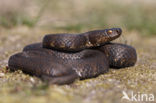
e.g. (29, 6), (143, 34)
(0, 0), (156, 35)
(54, 2), (156, 35)
(0, 16), (36, 28)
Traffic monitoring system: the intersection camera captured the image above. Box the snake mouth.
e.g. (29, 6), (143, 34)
(116, 28), (122, 35)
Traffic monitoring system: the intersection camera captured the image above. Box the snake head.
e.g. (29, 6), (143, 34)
(87, 28), (122, 46)
(105, 28), (122, 40)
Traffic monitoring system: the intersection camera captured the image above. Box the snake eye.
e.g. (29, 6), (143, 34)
(107, 30), (113, 34)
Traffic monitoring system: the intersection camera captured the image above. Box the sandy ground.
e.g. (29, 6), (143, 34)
(0, 27), (156, 103)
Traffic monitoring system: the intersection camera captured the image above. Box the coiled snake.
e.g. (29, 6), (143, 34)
(8, 28), (137, 85)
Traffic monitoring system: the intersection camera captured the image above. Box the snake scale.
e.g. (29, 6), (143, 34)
(8, 28), (137, 85)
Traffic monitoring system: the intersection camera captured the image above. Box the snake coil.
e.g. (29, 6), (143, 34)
(8, 28), (137, 85)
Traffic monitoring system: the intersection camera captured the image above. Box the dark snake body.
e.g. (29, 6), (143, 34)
(43, 28), (122, 51)
(8, 28), (137, 85)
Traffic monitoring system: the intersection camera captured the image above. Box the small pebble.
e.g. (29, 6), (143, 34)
(30, 77), (35, 83)
(0, 73), (5, 77)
